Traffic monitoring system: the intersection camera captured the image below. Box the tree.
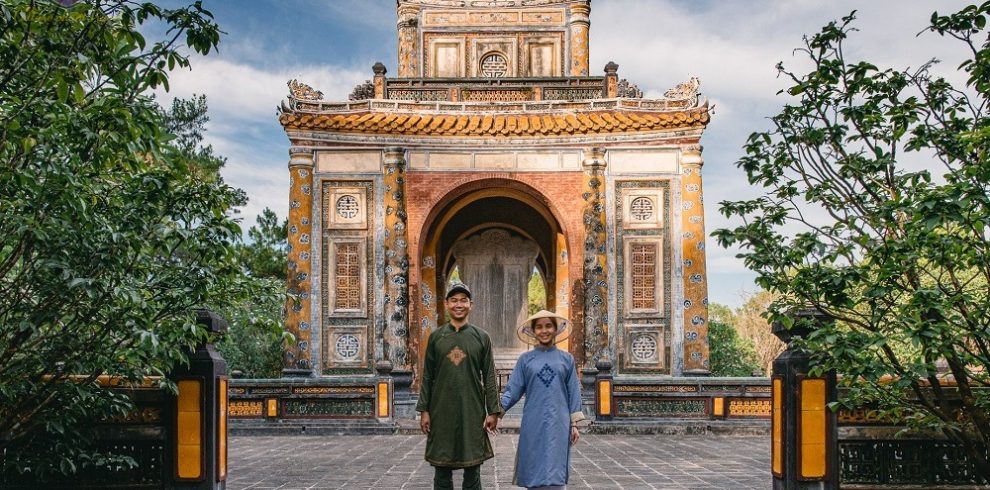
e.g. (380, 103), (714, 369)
(0, 0), (234, 478)
(714, 3), (990, 478)
(707, 303), (762, 377)
(733, 291), (785, 375)
(216, 208), (291, 378)
(527, 269), (546, 315)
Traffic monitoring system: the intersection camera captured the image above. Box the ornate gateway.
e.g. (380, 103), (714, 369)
(272, 0), (734, 424)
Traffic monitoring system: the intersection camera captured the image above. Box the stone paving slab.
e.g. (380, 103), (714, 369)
(228, 433), (770, 489)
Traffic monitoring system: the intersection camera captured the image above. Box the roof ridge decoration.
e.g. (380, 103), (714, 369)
(663, 77), (700, 105)
(286, 76), (702, 106)
(288, 79), (323, 101)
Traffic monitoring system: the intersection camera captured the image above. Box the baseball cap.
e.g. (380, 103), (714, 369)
(445, 283), (472, 300)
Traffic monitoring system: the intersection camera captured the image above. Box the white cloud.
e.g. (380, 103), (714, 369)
(158, 57), (368, 121)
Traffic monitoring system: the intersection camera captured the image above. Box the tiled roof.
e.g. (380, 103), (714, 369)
(279, 107), (709, 137)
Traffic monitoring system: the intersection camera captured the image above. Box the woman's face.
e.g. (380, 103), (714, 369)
(533, 317), (558, 346)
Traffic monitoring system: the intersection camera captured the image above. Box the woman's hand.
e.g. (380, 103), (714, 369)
(570, 426), (580, 446)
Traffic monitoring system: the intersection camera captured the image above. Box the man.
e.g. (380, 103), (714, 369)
(417, 283), (502, 490)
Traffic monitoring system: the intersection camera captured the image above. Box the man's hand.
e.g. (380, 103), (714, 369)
(570, 426), (580, 446)
(420, 411), (431, 434)
(483, 414), (498, 434)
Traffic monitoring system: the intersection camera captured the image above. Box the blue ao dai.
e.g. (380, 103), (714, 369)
(500, 345), (584, 489)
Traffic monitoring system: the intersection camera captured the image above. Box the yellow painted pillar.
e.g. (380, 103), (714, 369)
(582, 148), (608, 366)
(568, 2), (591, 76)
(383, 148), (409, 371)
(397, 4), (420, 77)
(555, 232), (570, 353)
(285, 148), (315, 376)
(680, 145), (711, 375)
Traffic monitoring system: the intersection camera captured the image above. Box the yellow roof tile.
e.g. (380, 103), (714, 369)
(281, 107), (710, 136)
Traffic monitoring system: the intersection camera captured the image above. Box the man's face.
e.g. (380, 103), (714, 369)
(445, 293), (472, 322)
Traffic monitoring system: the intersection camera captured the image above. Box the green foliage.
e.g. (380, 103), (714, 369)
(215, 208), (290, 378)
(215, 276), (287, 378)
(707, 303), (762, 377)
(160, 94), (227, 181)
(527, 268), (546, 315)
(0, 0), (231, 478)
(714, 3), (990, 478)
(238, 208), (288, 281)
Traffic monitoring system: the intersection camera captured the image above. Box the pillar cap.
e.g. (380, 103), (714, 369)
(771, 308), (833, 343)
(582, 147), (607, 169)
(595, 359), (613, 374)
(376, 360), (394, 376)
(194, 308), (228, 335)
(604, 61), (619, 75)
(373, 62), (387, 76)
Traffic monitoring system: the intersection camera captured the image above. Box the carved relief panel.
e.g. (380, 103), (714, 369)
(325, 186), (368, 230)
(623, 237), (663, 316)
(469, 38), (516, 77)
(321, 181), (374, 372)
(623, 324), (668, 370)
(423, 32), (563, 78)
(326, 237), (368, 317)
(622, 189), (664, 230)
(615, 181), (671, 373)
(324, 325), (367, 368)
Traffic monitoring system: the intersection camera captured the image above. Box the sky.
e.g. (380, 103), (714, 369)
(155, 0), (972, 308)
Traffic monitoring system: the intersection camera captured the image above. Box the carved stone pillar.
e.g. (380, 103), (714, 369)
(285, 148), (315, 376)
(383, 148), (409, 371)
(680, 145), (711, 375)
(397, 4), (420, 77)
(373, 62), (387, 99)
(567, 2), (591, 76)
(581, 148), (609, 367)
(604, 61), (619, 98)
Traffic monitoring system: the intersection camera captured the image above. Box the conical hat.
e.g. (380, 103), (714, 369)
(517, 310), (570, 345)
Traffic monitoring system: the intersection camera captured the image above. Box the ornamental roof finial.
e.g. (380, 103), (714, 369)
(287, 79), (323, 101)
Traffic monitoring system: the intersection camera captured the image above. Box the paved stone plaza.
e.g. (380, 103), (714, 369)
(228, 434), (770, 489)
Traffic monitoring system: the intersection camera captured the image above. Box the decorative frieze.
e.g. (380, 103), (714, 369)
(282, 399), (374, 418)
(228, 401), (263, 418)
(616, 398), (707, 418)
(613, 384), (696, 393)
(728, 399), (771, 418)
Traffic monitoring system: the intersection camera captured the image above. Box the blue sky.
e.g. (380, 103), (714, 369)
(156, 0), (971, 308)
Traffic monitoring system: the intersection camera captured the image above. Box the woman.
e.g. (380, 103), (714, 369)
(500, 310), (585, 490)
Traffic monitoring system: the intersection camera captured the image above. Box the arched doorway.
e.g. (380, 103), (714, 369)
(418, 183), (569, 369)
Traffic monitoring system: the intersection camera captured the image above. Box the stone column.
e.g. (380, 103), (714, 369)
(582, 148), (609, 367)
(604, 62), (619, 98)
(397, 4), (420, 77)
(680, 145), (711, 375)
(373, 62), (387, 99)
(383, 148), (410, 371)
(284, 148), (315, 376)
(567, 1), (591, 76)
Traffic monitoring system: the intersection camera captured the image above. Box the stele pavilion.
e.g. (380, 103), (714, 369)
(264, 0), (752, 423)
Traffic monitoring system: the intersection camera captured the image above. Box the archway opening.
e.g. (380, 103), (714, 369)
(420, 186), (568, 369)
